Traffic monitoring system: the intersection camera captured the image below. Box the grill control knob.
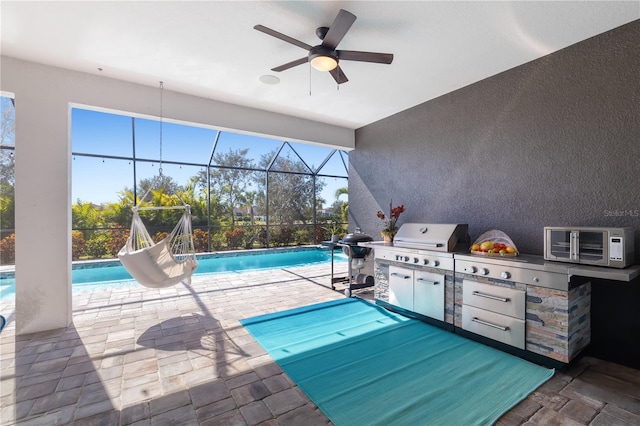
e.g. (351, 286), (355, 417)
(423, 259), (429, 266)
(404, 256), (410, 262)
(533, 277), (540, 283)
(479, 268), (489, 275)
(465, 266), (477, 273)
(501, 271), (511, 279)
(432, 260), (439, 267)
(413, 257), (419, 264)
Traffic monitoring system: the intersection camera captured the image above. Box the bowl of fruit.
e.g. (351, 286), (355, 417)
(470, 230), (518, 257)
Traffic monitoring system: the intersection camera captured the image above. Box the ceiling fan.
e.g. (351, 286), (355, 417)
(254, 9), (393, 84)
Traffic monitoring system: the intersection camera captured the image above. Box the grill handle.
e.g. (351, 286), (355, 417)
(395, 239), (443, 248)
(418, 242), (443, 247)
(472, 317), (509, 331)
(390, 273), (411, 279)
(472, 291), (509, 303)
(416, 278), (439, 285)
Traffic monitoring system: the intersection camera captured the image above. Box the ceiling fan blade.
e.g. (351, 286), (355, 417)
(321, 9), (356, 50)
(329, 65), (349, 84)
(337, 50), (394, 64)
(254, 25), (312, 51)
(272, 57), (308, 72)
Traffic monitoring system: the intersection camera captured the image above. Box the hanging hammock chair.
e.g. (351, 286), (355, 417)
(118, 81), (198, 289)
(118, 205), (198, 289)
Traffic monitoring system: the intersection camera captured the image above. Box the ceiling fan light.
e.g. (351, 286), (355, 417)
(310, 55), (338, 72)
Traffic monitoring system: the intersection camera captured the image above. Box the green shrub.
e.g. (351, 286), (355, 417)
(272, 226), (295, 247)
(72, 230), (86, 260)
(225, 227), (245, 249)
(294, 227), (313, 245)
(0, 233), (15, 265)
(193, 228), (209, 252)
(86, 232), (109, 259)
(153, 231), (169, 243)
(241, 227), (256, 249)
(107, 229), (129, 257)
(211, 232), (225, 251)
(257, 227), (268, 247)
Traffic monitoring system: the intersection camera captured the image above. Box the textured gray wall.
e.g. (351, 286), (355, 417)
(350, 20), (640, 259)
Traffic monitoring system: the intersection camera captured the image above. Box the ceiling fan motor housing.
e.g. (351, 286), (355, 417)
(309, 46), (339, 71)
(315, 26), (330, 40)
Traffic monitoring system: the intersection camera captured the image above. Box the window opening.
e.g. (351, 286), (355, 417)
(70, 106), (349, 258)
(0, 94), (16, 267)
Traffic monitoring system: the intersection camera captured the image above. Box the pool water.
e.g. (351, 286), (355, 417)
(0, 248), (347, 300)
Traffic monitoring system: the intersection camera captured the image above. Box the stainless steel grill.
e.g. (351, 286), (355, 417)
(365, 223), (470, 329)
(392, 223), (470, 253)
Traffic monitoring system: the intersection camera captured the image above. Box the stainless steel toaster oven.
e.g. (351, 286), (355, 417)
(544, 226), (634, 268)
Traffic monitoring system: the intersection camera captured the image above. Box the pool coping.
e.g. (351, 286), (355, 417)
(0, 245), (336, 279)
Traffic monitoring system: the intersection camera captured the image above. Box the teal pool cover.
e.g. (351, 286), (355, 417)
(241, 298), (554, 426)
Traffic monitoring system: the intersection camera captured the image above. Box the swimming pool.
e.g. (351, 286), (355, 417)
(0, 247), (347, 300)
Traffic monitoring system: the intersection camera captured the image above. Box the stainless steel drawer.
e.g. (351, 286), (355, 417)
(414, 270), (445, 321)
(389, 265), (413, 311)
(463, 280), (525, 320)
(462, 305), (525, 349)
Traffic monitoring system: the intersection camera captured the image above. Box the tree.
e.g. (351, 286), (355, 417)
(0, 97), (15, 233)
(72, 200), (104, 231)
(255, 150), (326, 226)
(242, 190), (258, 224)
(334, 186), (349, 224)
(0, 97), (15, 148)
(137, 174), (179, 203)
(175, 177), (209, 226)
(102, 189), (136, 228)
(198, 148), (255, 227)
(0, 165), (14, 232)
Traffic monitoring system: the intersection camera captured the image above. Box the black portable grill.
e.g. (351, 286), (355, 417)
(329, 230), (375, 297)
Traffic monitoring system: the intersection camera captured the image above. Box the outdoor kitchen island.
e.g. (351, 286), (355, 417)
(361, 239), (640, 368)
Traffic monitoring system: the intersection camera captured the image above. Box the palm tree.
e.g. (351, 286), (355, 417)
(334, 187), (348, 224)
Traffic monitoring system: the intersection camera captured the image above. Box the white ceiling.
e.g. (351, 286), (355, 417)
(2, 1), (638, 129)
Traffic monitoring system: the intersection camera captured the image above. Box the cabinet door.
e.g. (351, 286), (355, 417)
(389, 265), (413, 311)
(414, 270), (445, 321)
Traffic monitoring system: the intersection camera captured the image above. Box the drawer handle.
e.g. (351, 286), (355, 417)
(391, 273), (411, 279)
(416, 278), (439, 285)
(472, 317), (510, 331)
(472, 291), (509, 303)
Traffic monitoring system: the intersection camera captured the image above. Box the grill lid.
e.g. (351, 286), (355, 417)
(393, 223), (469, 252)
(341, 232), (374, 245)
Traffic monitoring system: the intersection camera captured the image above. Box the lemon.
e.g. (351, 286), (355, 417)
(480, 241), (494, 251)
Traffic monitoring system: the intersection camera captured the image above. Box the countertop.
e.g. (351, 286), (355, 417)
(359, 240), (640, 282)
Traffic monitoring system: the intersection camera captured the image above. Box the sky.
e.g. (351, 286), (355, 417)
(70, 108), (349, 207)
